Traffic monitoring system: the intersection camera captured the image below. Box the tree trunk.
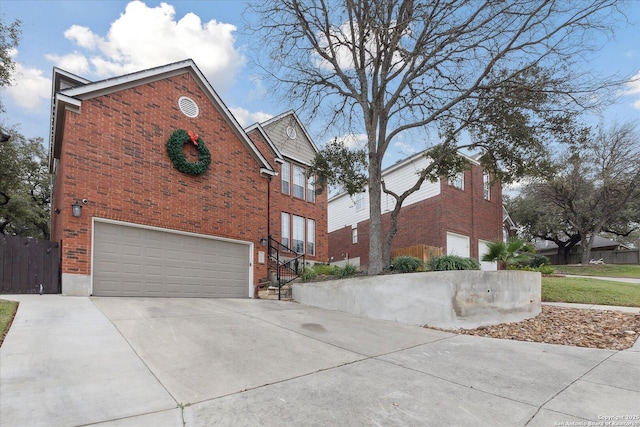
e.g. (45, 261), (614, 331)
(382, 205), (401, 268)
(368, 154), (383, 275)
(579, 233), (591, 265)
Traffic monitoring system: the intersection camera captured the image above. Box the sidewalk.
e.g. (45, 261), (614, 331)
(564, 274), (640, 285)
(543, 301), (640, 314)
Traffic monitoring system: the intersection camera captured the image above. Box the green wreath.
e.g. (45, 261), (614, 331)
(166, 129), (211, 175)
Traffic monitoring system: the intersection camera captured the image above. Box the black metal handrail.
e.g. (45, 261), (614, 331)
(267, 235), (305, 300)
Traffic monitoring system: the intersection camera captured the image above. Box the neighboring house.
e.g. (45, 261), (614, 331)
(49, 59), (325, 297)
(535, 236), (630, 262)
(503, 206), (517, 241)
(328, 152), (503, 271)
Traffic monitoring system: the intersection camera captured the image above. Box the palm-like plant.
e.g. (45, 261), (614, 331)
(482, 238), (533, 269)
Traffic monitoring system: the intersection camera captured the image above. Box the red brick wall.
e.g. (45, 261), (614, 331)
(439, 167), (502, 258)
(51, 72), (269, 283)
(245, 128), (329, 268)
(268, 160), (328, 263)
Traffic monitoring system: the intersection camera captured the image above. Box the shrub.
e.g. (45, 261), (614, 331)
(300, 268), (317, 282)
(528, 254), (550, 268)
(481, 237), (532, 269)
(508, 263), (555, 274)
(312, 263), (339, 276)
(428, 255), (481, 271)
(508, 265), (535, 272)
(538, 264), (555, 275)
(336, 263), (358, 277)
(391, 256), (424, 273)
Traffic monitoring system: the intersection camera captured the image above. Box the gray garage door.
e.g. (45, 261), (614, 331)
(93, 221), (250, 297)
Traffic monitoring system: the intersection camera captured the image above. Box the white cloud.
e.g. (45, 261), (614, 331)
(4, 52), (50, 110)
(229, 107), (272, 127)
(64, 25), (104, 50)
(393, 140), (418, 155)
(626, 70), (640, 109)
(331, 133), (367, 149)
(52, 0), (245, 89)
(45, 52), (91, 75)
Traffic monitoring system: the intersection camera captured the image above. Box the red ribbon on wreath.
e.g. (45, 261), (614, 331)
(187, 130), (199, 146)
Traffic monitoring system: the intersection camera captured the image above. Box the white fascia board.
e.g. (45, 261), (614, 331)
(59, 60), (195, 98)
(283, 153), (312, 167)
(260, 167), (277, 176)
(49, 94), (83, 171)
(245, 123), (285, 163)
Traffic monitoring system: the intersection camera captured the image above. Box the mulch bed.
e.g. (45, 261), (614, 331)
(444, 305), (640, 350)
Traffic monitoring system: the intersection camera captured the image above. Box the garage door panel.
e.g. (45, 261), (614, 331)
(446, 232), (470, 257)
(93, 222), (250, 297)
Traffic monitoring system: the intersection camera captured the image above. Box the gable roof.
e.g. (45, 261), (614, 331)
(49, 59), (275, 176)
(244, 122), (285, 165)
(258, 110), (319, 165)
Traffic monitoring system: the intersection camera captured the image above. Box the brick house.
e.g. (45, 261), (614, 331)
(328, 152), (503, 271)
(49, 59), (326, 297)
(246, 111), (327, 266)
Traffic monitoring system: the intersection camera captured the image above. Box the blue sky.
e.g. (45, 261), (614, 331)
(1, 0), (640, 167)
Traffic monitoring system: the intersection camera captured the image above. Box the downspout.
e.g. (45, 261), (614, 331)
(267, 175), (271, 239)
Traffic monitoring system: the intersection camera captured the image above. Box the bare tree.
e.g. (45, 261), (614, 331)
(248, 0), (627, 274)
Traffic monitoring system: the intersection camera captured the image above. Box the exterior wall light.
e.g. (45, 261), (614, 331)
(72, 201), (82, 218)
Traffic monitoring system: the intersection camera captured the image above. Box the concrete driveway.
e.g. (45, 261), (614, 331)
(1, 295), (638, 427)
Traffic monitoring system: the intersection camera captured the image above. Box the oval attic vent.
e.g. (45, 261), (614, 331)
(178, 96), (199, 118)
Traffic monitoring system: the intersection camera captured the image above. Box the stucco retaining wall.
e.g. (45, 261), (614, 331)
(292, 271), (541, 329)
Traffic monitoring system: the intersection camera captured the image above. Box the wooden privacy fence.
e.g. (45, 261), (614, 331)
(0, 235), (61, 294)
(392, 245), (443, 263)
(548, 249), (640, 265)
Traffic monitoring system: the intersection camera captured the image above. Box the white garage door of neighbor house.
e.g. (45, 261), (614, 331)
(478, 239), (498, 271)
(93, 221), (250, 297)
(446, 232), (470, 257)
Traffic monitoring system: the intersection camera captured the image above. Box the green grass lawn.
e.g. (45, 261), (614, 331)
(0, 299), (19, 347)
(551, 264), (640, 278)
(542, 276), (640, 307)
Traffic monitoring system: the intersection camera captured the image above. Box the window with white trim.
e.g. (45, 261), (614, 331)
(483, 171), (491, 200)
(281, 161), (290, 195)
(307, 174), (315, 203)
(293, 215), (305, 253)
(355, 192), (365, 211)
(352, 227), (358, 244)
(293, 165), (305, 199)
(307, 219), (315, 256)
(448, 172), (464, 190)
(281, 212), (290, 249)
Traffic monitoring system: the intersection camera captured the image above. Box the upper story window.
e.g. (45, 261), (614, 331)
(448, 172), (464, 190)
(281, 162), (291, 195)
(355, 192), (365, 211)
(293, 165), (305, 199)
(483, 171), (491, 200)
(307, 174), (316, 203)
